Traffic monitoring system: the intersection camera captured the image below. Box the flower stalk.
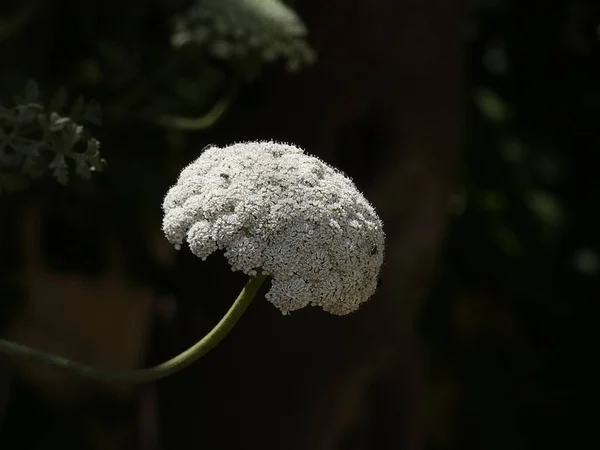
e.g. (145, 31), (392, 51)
(0, 272), (266, 383)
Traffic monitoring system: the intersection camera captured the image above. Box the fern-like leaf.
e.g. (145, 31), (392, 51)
(0, 80), (105, 193)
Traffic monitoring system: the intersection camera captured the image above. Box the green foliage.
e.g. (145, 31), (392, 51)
(0, 80), (104, 193)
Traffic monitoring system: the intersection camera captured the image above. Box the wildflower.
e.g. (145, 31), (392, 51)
(163, 141), (384, 315)
(171, 0), (316, 71)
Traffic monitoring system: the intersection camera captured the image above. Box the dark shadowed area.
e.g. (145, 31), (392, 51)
(0, 1), (595, 449)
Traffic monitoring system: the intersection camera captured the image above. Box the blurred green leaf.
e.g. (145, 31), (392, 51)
(474, 87), (510, 123)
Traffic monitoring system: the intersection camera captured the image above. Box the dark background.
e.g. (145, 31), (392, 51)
(0, 0), (596, 449)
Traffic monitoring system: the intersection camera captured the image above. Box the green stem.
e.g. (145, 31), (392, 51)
(152, 79), (239, 131)
(0, 273), (267, 383)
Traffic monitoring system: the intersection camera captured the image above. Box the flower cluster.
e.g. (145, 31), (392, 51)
(171, 0), (316, 72)
(162, 141), (384, 315)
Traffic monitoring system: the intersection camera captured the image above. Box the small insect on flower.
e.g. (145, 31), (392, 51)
(162, 141), (385, 315)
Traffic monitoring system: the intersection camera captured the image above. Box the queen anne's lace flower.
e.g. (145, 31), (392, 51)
(162, 141), (384, 315)
(171, 0), (316, 72)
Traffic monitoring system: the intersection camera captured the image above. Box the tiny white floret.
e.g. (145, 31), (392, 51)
(162, 141), (385, 315)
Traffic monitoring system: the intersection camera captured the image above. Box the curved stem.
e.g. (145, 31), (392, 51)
(0, 273), (267, 383)
(152, 77), (241, 131)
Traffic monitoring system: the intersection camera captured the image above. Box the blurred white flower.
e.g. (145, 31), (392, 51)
(572, 248), (599, 276)
(171, 0), (316, 71)
(162, 141), (385, 315)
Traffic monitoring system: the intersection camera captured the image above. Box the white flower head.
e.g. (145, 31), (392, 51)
(171, 0), (316, 71)
(162, 141), (385, 315)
